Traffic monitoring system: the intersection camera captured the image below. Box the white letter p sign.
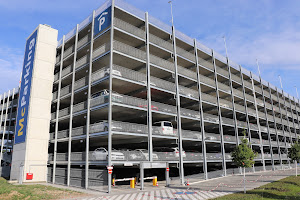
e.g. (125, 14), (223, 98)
(98, 12), (108, 32)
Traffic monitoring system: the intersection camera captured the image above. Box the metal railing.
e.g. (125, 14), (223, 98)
(49, 151), (235, 162)
(63, 45), (75, 58)
(75, 54), (89, 69)
(235, 103), (245, 113)
(56, 55), (61, 64)
(114, 18), (145, 39)
(77, 34), (91, 49)
(218, 82), (231, 93)
(254, 85), (262, 94)
(93, 43), (111, 59)
(217, 67), (229, 78)
(74, 76), (89, 91)
(199, 74), (216, 88)
(243, 80), (252, 89)
(244, 93), (254, 102)
(198, 57), (214, 70)
(58, 107), (70, 118)
(219, 98), (233, 109)
(233, 88), (244, 98)
(176, 46), (195, 62)
(54, 65), (73, 82)
(114, 40), (146, 61)
(149, 34), (173, 52)
(149, 54), (174, 72)
(231, 74), (242, 84)
(202, 93), (217, 105)
(60, 85), (72, 97)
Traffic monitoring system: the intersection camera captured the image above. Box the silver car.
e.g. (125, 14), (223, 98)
(92, 147), (125, 160)
(90, 120), (109, 133)
(136, 149), (159, 160)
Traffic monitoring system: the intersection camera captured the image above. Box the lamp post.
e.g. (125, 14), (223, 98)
(168, 0), (185, 185)
(222, 36), (229, 58)
(295, 86), (299, 99)
(278, 75), (283, 90)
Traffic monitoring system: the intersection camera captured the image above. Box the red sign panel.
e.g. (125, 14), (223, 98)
(26, 173), (33, 180)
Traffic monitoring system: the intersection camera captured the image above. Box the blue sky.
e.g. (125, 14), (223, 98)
(0, 0), (300, 99)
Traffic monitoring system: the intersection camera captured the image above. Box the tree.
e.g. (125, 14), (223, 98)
(288, 140), (300, 176)
(231, 130), (257, 193)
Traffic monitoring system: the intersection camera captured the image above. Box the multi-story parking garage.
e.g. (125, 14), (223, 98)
(0, 88), (19, 178)
(0, 0), (298, 194)
(46, 0), (300, 192)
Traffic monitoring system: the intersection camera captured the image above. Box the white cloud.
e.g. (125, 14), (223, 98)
(229, 30), (300, 68)
(200, 28), (300, 69)
(197, 27), (300, 98)
(0, 47), (23, 94)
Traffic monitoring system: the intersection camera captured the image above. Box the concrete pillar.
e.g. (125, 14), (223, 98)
(11, 24), (58, 182)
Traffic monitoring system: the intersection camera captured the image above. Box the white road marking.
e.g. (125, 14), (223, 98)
(128, 193), (137, 200)
(135, 192), (144, 200)
(166, 189), (175, 199)
(114, 194), (125, 200)
(142, 192), (149, 200)
(123, 193), (131, 200)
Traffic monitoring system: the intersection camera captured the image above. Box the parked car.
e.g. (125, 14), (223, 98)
(171, 147), (186, 158)
(179, 88), (195, 98)
(91, 89), (123, 103)
(219, 102), (230, 108)
(136, 149), (159, 160)
(185, 150), (202, 160)
(154, 147), (186, 160)
(181, 110), (198, 118)
(205, 134), (219, 141)
(153, 121), (174, 135)
(120, 149), (144, 161)
(90, 120), (109, 133)
(141, 80), (156, 87)
(225, 153), (232, 160)
(92, 147), (125, 160)
(181, 130), (202, 140)
(98, 67), (122, 78)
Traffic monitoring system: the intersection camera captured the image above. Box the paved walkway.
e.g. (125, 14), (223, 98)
(67, 168), (296, 200)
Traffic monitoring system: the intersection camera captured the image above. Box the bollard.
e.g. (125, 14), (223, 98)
(112, 178), (115, 186)
(153, 176), (157, 186)
(130, 178), (135, 189)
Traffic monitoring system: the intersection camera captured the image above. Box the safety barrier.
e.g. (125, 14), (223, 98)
(112, 177), (135, 188)
(141, 176), (158, 187)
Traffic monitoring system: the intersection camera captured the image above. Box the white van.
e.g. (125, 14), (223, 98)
(153, 121), (174, 135)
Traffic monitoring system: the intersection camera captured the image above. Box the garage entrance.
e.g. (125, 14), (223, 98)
(139, 162), (169, 190)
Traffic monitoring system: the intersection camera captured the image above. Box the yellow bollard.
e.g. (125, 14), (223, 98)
(153, 176), (157, 186)
(112, 178), (115, 186)
(130, 178), (135, 188)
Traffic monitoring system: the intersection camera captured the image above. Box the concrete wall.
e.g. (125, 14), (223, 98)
(11, 25), (58, 182)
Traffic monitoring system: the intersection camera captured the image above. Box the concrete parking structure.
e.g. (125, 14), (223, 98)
(0, 0), (299, 195)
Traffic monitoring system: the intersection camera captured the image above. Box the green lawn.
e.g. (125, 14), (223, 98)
(0, 178), (84, 200)
(214, 175), (300, 200)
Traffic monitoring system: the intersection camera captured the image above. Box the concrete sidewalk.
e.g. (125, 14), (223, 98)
(186, 167), (296, 193)
(60, 167), (296, 200)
